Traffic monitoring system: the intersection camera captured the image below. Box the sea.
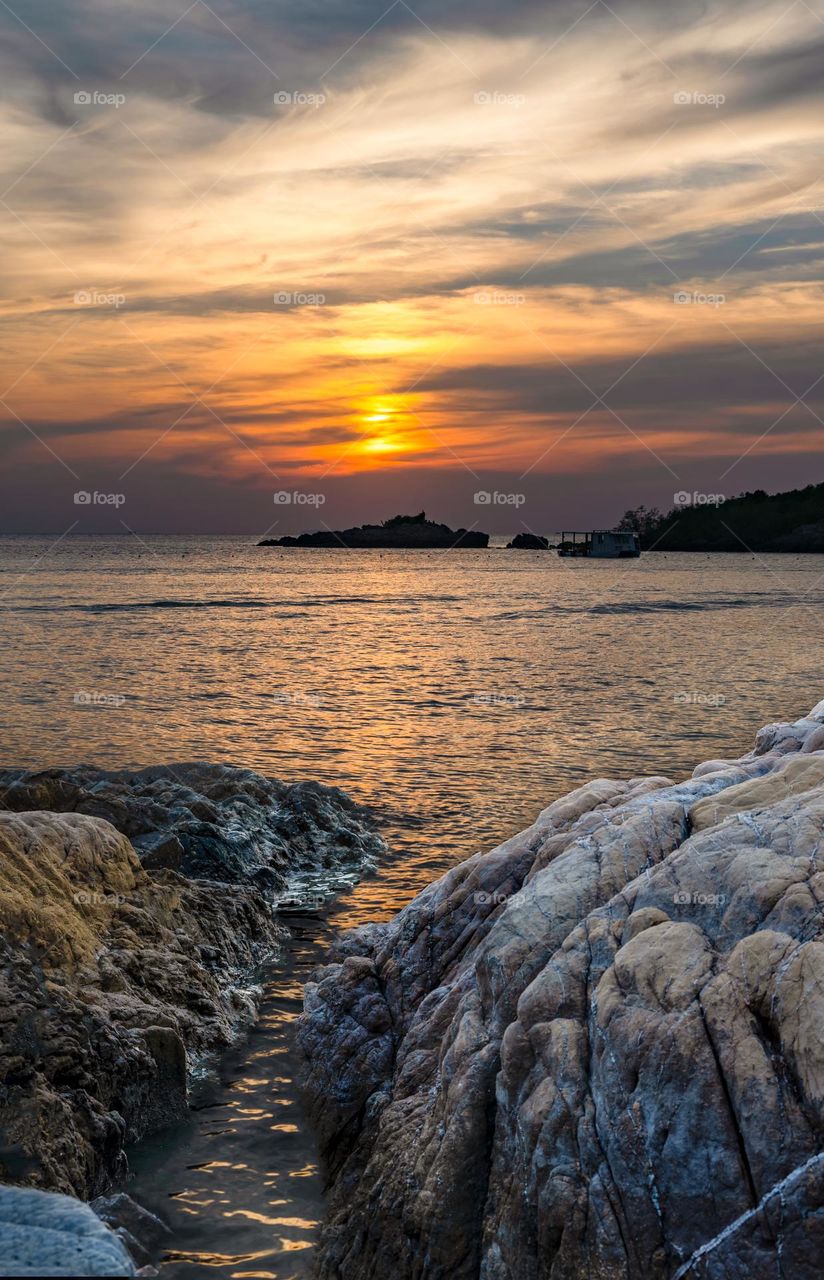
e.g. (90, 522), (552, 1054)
(0, 533), (819, 1278)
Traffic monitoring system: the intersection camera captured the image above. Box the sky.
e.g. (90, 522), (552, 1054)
(1, 0), (823, 533)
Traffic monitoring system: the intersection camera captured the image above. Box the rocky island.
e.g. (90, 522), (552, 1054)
(259, 511), (489, 548)
(297, 701), (824, 1280)
(506, 532), (550, 549)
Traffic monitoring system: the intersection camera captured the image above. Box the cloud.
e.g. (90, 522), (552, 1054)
(2, 0), (824, 528)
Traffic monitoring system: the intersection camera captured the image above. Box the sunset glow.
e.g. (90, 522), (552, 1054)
(1, 0), (823, 529)
(2, 7), (824, 1275)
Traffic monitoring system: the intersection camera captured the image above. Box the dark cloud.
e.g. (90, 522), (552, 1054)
(0, 0), (750, 124)
(414, 338), (824, 419)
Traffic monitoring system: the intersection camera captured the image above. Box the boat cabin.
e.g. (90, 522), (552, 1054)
(558, 529), (640, 558)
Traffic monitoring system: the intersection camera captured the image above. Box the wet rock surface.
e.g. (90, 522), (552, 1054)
(91, 1192), (171, 1269)
(0, 810), (282, 1199)
(297, 702), (824, 1280)
(0, 766), (383, 1206)
(0, 763), (384, 891)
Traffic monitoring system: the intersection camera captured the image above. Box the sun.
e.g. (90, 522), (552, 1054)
(355, 399), (408, 455)
(362, 435), (402, 453)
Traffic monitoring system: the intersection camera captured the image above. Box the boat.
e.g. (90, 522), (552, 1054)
(557, 529), (641, 558)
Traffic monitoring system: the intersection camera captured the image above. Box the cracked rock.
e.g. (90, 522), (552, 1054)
(297, 702), (824, 1280)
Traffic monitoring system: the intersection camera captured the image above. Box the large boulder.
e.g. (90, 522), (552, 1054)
(297, 702), (824, 1279)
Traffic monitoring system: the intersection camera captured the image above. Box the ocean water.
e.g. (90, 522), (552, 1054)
(0, 534), (820, 1277)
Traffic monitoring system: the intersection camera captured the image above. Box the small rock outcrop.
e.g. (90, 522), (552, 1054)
(259, 511), (490, 548)
(0, 1184), (135, 1276)
(297, 702), (824, 1280)
(91, 1192), (171, 1269)
(506, 532), (549, 549)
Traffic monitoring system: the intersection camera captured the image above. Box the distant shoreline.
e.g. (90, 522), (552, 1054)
(618, 481), (824, 553)
(0, 532), (821, 552)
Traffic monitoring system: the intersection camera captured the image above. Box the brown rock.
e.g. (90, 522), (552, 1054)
(0, 811), (282, 1196)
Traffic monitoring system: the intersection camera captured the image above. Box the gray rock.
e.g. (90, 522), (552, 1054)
(672, 1151), (824, 1278)
(140, 1028), (188, 1132)
(0, 763), (384, 890)
(130, 831), (184, 871)
(0, 1183), (135, 1276)
(91, 1193), (170, 1268)
(297, 702), (824, 1280)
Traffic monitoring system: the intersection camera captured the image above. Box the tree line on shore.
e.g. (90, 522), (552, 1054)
(617, 481), (824, 551)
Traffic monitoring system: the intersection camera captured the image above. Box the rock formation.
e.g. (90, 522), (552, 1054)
(0, 767), (382, 1202)
(0, 764), (384, 891)
(259, 511), (490, 548)
(0, 809), (281, 1199)
(297, 702), (824, 1279)
(91, 1191), (171, 1270)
